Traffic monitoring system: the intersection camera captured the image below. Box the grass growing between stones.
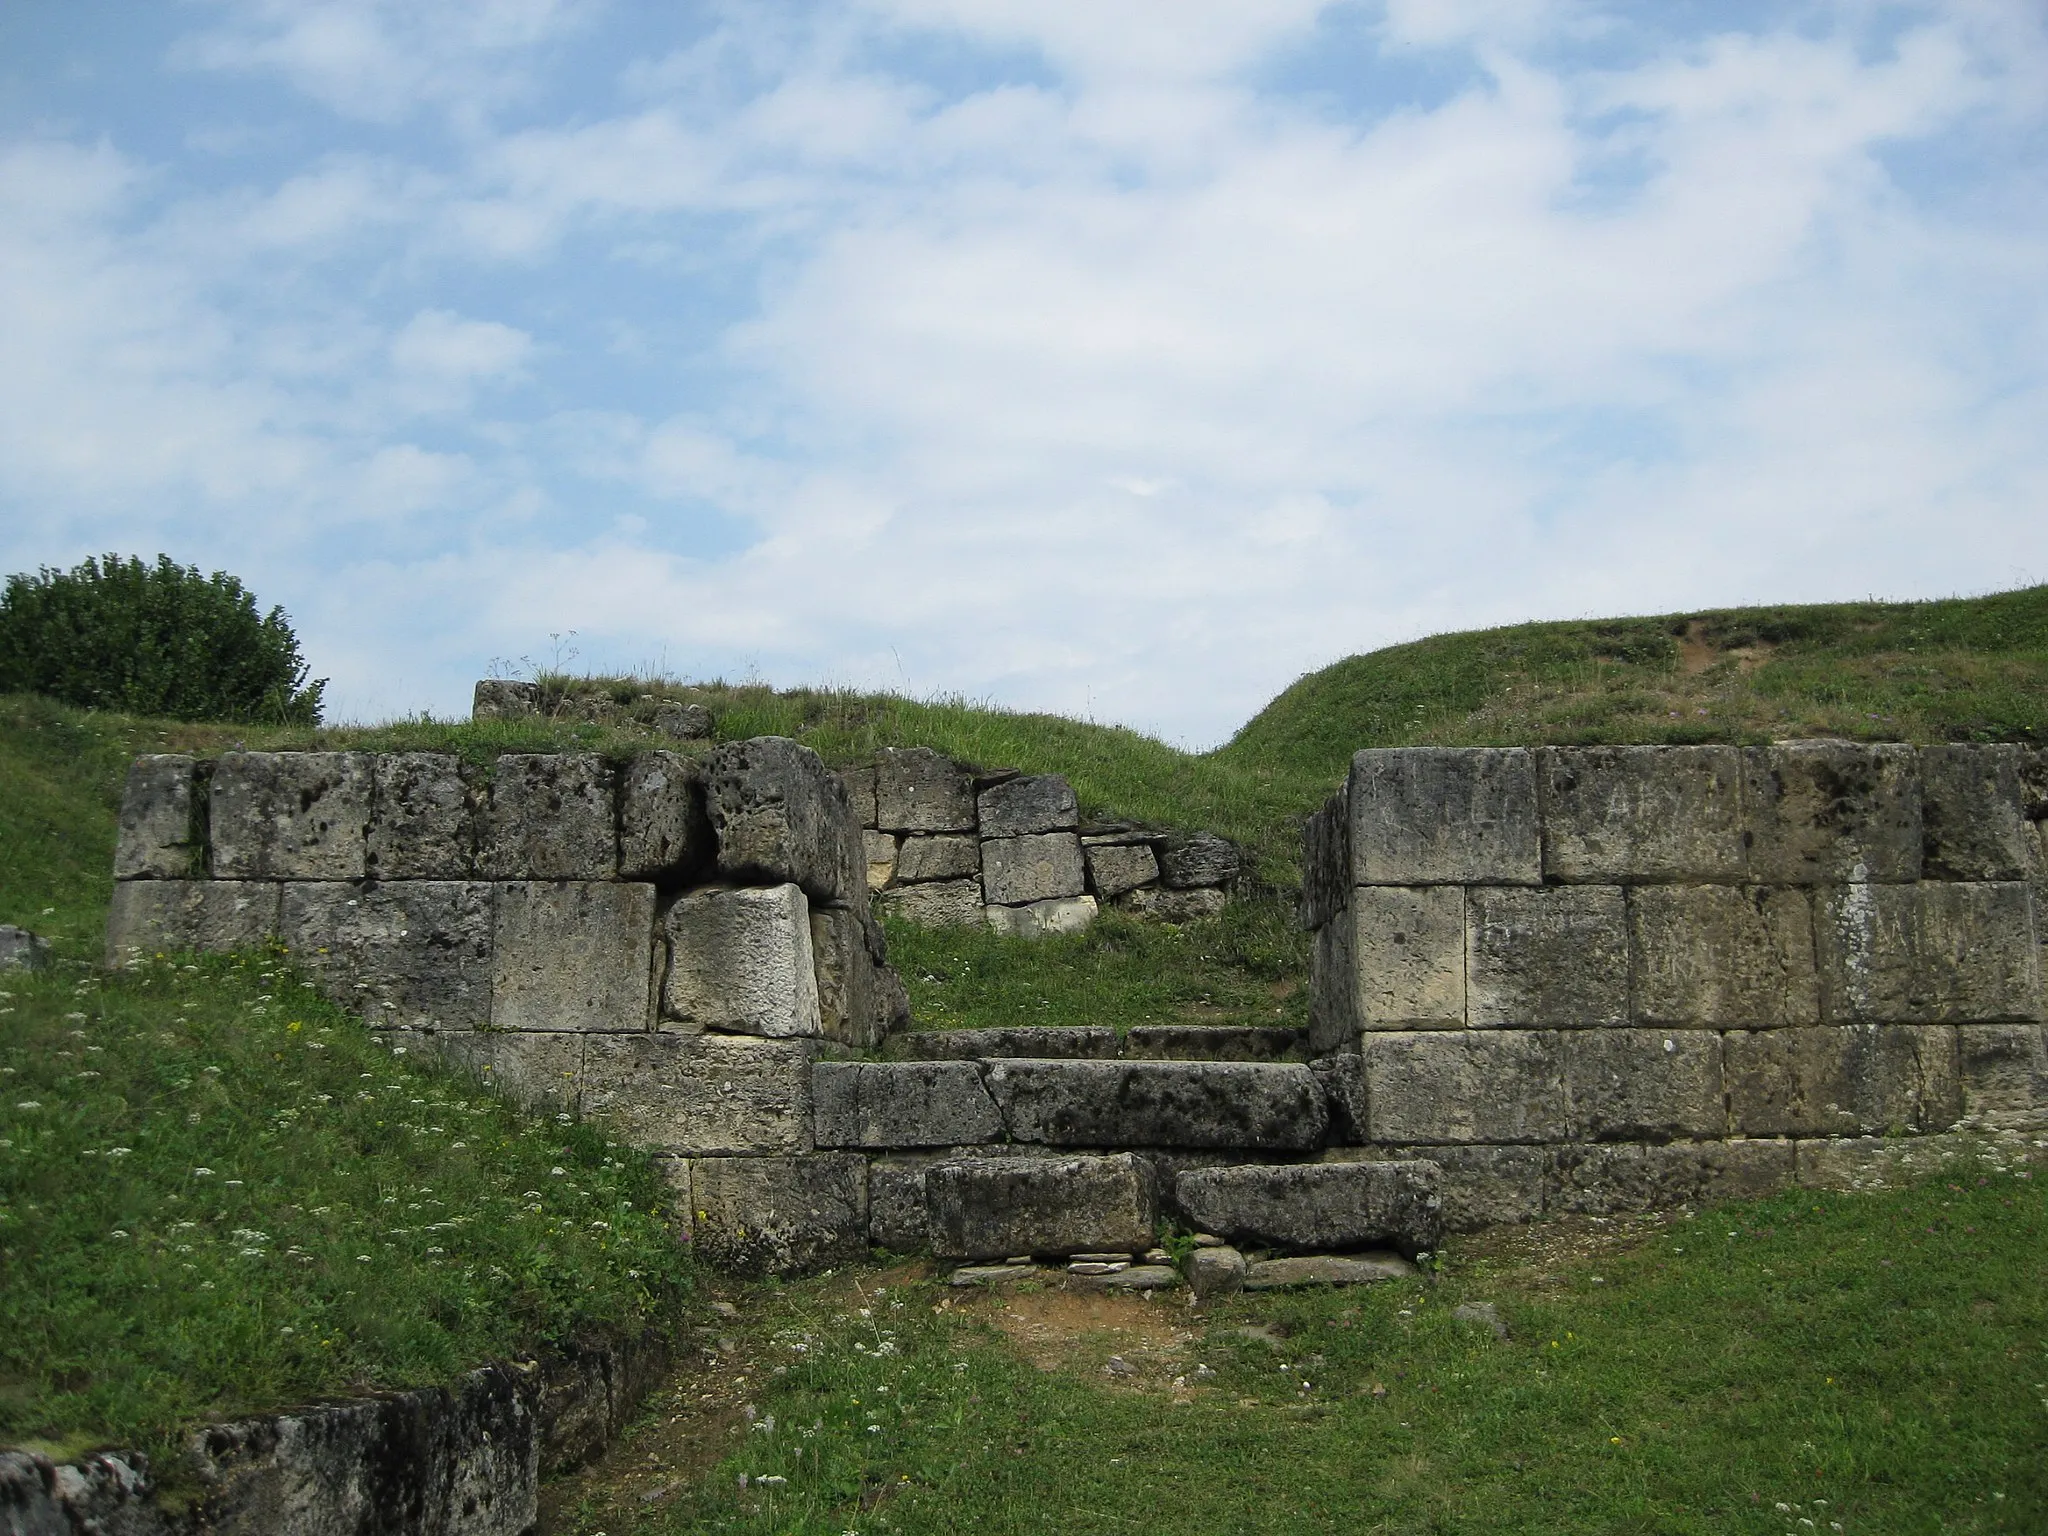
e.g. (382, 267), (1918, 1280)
(554, 1163), (2048, 1536)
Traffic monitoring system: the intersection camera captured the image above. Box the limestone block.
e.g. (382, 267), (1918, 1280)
(984, 1059), (1327, 1150)
(279, 881), (493, 1031)
(1741, 742), (1921, 883)
(982, 832), (1086, 906)
(581, 1032), (814, 1155)
(0, 926), (51, 972)
(1242, 1254), (1417, 1288)
(986, 895), (1098, 937)
(1629, 885), (1818, 1027)
(662, 884), (820, 1037)
(690, 1154), (868, 1275)
(1174, 1161), (1442, 1255)
(366, 753), (475, 880)
(1349, 747), (1540, 886)
(1548, 1140), (1795, 1215)
(1297, 787), (1350, 932)
(491, 881), (656, 1032)
(1537, 745), (1744, 883)
(1125, 1025), (1303, 1061)
(840, 764), (879, 828)
(210, 751), (371, 880)
(1919, 745), (2043, 881)
(1562, 1028), (1724, 1141)
(1794, 1133), (1984, 1192)
(895, 834), (979, 883)
(1161, 832), (1239, 890)
(1466, 886), (1627, 1027)
(1358, 1031), (1567, 1144)
(1307, 903), (1359, 1055)
(653, 702), (714, 741)
(1351, 885), (1466, 1030)
(436, 1030), (587, 1114)
(619, 752), (712, 882)
(472, 679), (539, 719)
(1188, 1245), (1247, 1301)
(483, 755), (617, 881)
(115, 754), (202, 879)
(703, 737), (866, 911)
(1085, 841), (1158, 901)
(863, 830), (898, 890)
(977, 775), (1077, 838)
(1956, 1023), (2048, 1129)
(879, 878), (984, 927)
(869, 1159), (933, 1250)
(1118, 886), (1228, 923)
(1817, 882), (2041, 1023)
(896, 1026), (1117, 1060)
(1725, 1024), (1961, 1136)
(874, 746), (976, 833)
(1327, 1144), (1549, 1231)
(813, 1060), (1002, 1148)
(809, 905), (886, 1048)
(924, 1153), (1157, 1260)
(105, 880), (280, 965)
(1311, 1053), (1370, 1142)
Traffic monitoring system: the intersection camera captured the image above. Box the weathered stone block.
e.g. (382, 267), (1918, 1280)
(115, 754), (202, 879)
(1562, 1028), (1724, 1141)
(491, 881), (655, 1032)
(894, 834), (979, 883)
(1298, 788), (1351, 932)
(1358, 1031), (1566, 1144)
(1794, 1133), (1982, 1192)
(1548, 1139), (1795, 1215)
(925, 1153), (1157, 1260)
(1538, 745), (1744, 883)
(582, 1033), (813, 1154)
(1817, 882), (2041, 1023)
(690, 1154), (868, 1275)
(809, 906), (887, 1048)
(280, 881), (493, 1031)
(1308, 903), (1359, 1055)
(105, 880), (280, 965)
(211, 752), (371, 880)
(483, 755), (617, 881)
(1725, 1024), (1960, 1136)
(840, 764), (878, 827)
(869, 1159), (934, 1251)
(619, 752), (712, 882)
(982, 832), (1086, 906)
(978, 775), (1077, 838)
(1467, 886), (1627, 1027)
(879, 878), (984, 927)
(703, 738), (865, 911)
(1328, 1144), (1548, 1231)
(0, 926), (52, 972)
(1741, 742), (1921, 883)
(653, 702), (714, 741)
(985, 895), (1098, 937)
(1188, 1244), (1246, 1301)
(1242, 1254), (1416, 1288)
(874, 746), (975, 833)
(662, 884), (820, 1037)
(366, 753), (476, 879)
(1118, 887), (1226, 922)
(1921, 745), (2043, 881)
(863, 829), (898, 890)
(1125, 1025), (1303, 1061)
(1085, 841), (1159, 900)
(1956, 1023), (2048, 1128)
(1174, 1161), (1442, 1255)
(472, 678), (539, 719)
(1629, 885), (1818, 1027)
(1161, 832), (1239, 890)
(1350, 747), (1540, 886)
(435, 1030), (587, 1114)
(813, 1060), (1002, 1148)
(1312, 1053), (1370, 1142)
(1351, 885), (1466, 1030)
(984, 1059), (1327, 1149)
(896, 1026), (1117, 1060)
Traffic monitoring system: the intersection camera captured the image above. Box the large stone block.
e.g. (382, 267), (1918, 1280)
(702, 737), (865, 911)
(813, 1060), (1002, 1148)
(878, 878), (984, 927)
(280, 881), (493, 1030)
(115, 754), (202, 879)
(435, 1030), (588, 1114)
(868, 1159), (930, 1250)
(1118, 887), (1226, 922)
(1350, 747), (1540, 886)
(364, 753), (475, 880)
(985, 895), (1098, 937)
(1919, 745), (2042, 881)
(1308, 902), (1360, 1055)
(874, 746), (976, 833)
(1725, 1024), (1961, 1137)
(1741, 742), (1921, 884)
(894, 834), (979, 883)
(105, 880), (280, 965)
(1298, 788), (1351, 932)
(1562, 1028), (1724, 1141)
(977, 775), (1077, 838)
(983, 1059), (1327, 1149)
(581, 1032), (813, 1155)
(1349, 885), (1466, 1030)
(210, 752), (371, 880)
(472, 678), (539, 719)
(1161, 833), (1239, 890)
(840, 764), (878, 827)
(924, 1153), (1157, 1260)
(1817, 882), (2041, 1023)
(1956, 1023), (2048, 1129)
(1629, 885), (1818, 1027)
(662, 884), (820, 1037)
(809, 906), (887, 1048)
(982, 832), (1086, 906)
(491, 881), (656, 1032)
(1312, 1053), (1370, 1142)
(1325, 1144), (1549, 1231)
(895, 1026), (1117, 1060)
(483, 755), (617, 881)
(863, 830), (898, 890)
(619, 752), (712, 882)
(1085, 841), (1159, 901)
(1466, 886), (1627, 1027)
(1538, 745), (1744, 884)
(1125, 1025), (1303, 1061)
(1548, 1139), (1795, 1215)
(690, 1154), (868, 1275)
(1173, 1161), (1443, 1256)
(1359, 1031), (1567, 1144)
(1794, 1133), (1982, 1192)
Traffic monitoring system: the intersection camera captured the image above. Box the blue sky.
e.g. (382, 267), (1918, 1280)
(2, 1), (2044, 744)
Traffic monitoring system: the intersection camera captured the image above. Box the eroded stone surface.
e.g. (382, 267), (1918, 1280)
(0, 925), (52, 972)
(1724, 1024), (1961, 1137)
(431, 1031), (587, 1115)
(473, 679), (539, 719)
(1298, 787), (1351, 933)
(1359, 1031), (1567, 1145)
(1117, 887), (1226, 923)
(1817, 882), (2042, 1023)
(984, 1059), (1328, 1150)
(116, 754), (202, 879)
(106, 880), (281, 965)
(895, 1026), (1117, 1060)
(1628, 885), (1817, 1027)
(1538, 746), (1744, 883)
(1562, 1028), (1725, 1142)
(1741, 742), (1921, 884)
(1085, 841), (1159, 901)
(662, 884), (820, 1037)
(1243, 1254), (1417, 1289)
(863, 829), (897, 890)
(1325, 1144), (1549, 1231)
(1548, 1139), (1796, 1215)
(977, 775), (1077, 839)
(491, 881), (655, 1032)
(1920, 745), (2043, 881)
(1160, 832), (1239, 890)
(211, 752), (372, 881)
(1956, 1023), (2048, 1128)
(484, 755), (616, 881)
(619, 752), (712, 883)
(981, 833), (1086, 906)
(1187, 1245), (1246, 1302)
(809, 906), (891, 1049)
(1123, 1025), (1303, 1061)
(703, 738), (866, 911)
(924, 1153), (1157, 1260)
(280, 881), (493, 1031)
(690, 1154), (868, 1275)
(985, 895), (1097, 937)
(1349, 885), (1466, 1030)
(367, 754), (476, 881)
(877, 878), (984, 928)
(1174, 1161), (1442, 1255)
(1466, 886), (1627, 1027)
(894, 834), (979, 884)
(581, 1033), (813, 1155)
(1350, 747), (1540, 886)
(812, 1060), (1002, 1148)
(874, 747), (976, 834)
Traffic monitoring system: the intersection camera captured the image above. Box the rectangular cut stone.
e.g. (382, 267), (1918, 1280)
(1312, 1053), (1369, 1141)
(619, 752), (712, 882)
(809, 906), (885, 1048)
(436, 1030), (587, 1114)
(1086, 842), (1158, 900)
(105, 879), (279, 965)
(878, 878), (985, 927)
(813, 1060), (1002, 1148)
(983, 1059), (1327, 1149)
(210, 751), (371, 879)
(1817, 882), (2041, 1023)
(1629, 885), (1817, 1027)
(1563, 1028), (1724, 1141)
(1549, 1140), (1795, 1215)
(1725, 1024), (1961, 1136)
(1795, 1133), (1982, 1192)
(894, 834), (979, 883)
(1351, 885), (1466, 1030)
(895, 1026), (1117, 1060)
(491, 881), (656, 1032)
(365, 753), (475, 879)
(982, 833), (1086, 905)
(690, 1154), (868, 1275)
(1337, 1144), (1549, 1231)
(1124, 1025), (1303, 1061)
(1538, 745), (1744, 883)
(279, 881), (493, 1031)
(985, 895), (1097, 937)
(472, 678), (539, 719)
(115, 754), (201, 879)
(703, 738), (866, 911)
(874, 746), (976, 833)
(1956, 1023), (2048, 1129)
(925, 1153), (1157, 1260)
(1161, 833), (1239, 890)
(977, 775), (1077, 838)
(1174, 1162), (1442, 1256)
(863, 830), (898, 890)
(1118, 887), (1225, 922)
(582, 1033), (813, 1154)
(1741, 742), (1921, 883)
(1467, 886), (1627, 1027)
(1298, 788), (1351, 932)
(484, 755), (617, 881)
(839, 764), (878, 827)
(1359, 1031), (1567, 1144)
(1308, 904), (1359, 1055)
(662, 883), (821, 1037)
(1349, 747), (1540, 886)
(868, 1159), (934, 1250)
(1919, 745), (2043, 881)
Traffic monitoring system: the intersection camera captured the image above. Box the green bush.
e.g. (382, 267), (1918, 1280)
(0, 554), (325, 723)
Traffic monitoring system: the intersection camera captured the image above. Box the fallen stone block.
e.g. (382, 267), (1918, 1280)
(0, 925), (51, 972)
(878, 878), (984, 927)
(662, 884), (820, 1037)
(210, 751), (372, 880)
(1242, 1253), (1417, 1289)
(1537, 745), (1744, 883)
(582, 1033), (813, 1155)
(1956, 1023), (2048, 1129)
(690, 1154), (868, 1275)
(1346, 885), (1467, 1030)
(1187, 1245), (1246, 1302)
(1325, 1144), (1547, 1231)
(925, 1152), (1158, 1260)
(813, 1060), (1002, 1148)
(1085, 841), (1159, 901)
(280, 881), (494, 1031)
(1920, 745), (2043, 881)
(1817, 882), (2041, 1024)
(981, 832), (1086, 905)
(1562, 1028), (1725, 1142)
(619, 752), (713, 882)
(484, 755), (617, 881)
(1071, 1264), (1178, 1292)
(115, 754), (203, 879)
(1547, 1139), (1795, 1215)
(105, 880), (280, 966)
(1161, 832), (1239, 890)
(703, 737), (866, 910)
(1358, 1031), (1566, 1144)
(1174, 1161), (1443, 1255)
(1117, 887), (1226, 922)
(364, 753), (476, 880)
(472, 678), (539, 719)
(1628, 885), (1818, 1027)
(978, 775), (1077, 838)
(984, 1059), (1327, 1150)
(1466, 886), (1627, 1027)
(895, 1026), (1117, 1060)
(894, 834), (979, 883)
(1349, 747), (1540, 886)
(1725, 1024), (1961, 1137)
(950, 1264), (1039, 1287)
(491, 881), (656, 1032)
(986, 895), (1097, 937)
(1741, 741), (1921, 884)
(1123, 1025), (1303, 1061)
(875, 746), (976, 833)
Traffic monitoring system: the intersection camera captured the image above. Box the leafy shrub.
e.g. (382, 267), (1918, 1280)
(0, 554), (325, 723)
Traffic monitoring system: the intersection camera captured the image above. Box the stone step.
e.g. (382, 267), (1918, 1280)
(886, 1023), (1305, 1063)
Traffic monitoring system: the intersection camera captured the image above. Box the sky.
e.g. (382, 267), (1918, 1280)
(1, 1), (2044, 746)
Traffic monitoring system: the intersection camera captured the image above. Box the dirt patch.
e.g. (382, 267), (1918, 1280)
(961, 1284), (1199, 1392)
(1680, 621), (1775, 676)
(1448, 1210), (1677, 1284)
